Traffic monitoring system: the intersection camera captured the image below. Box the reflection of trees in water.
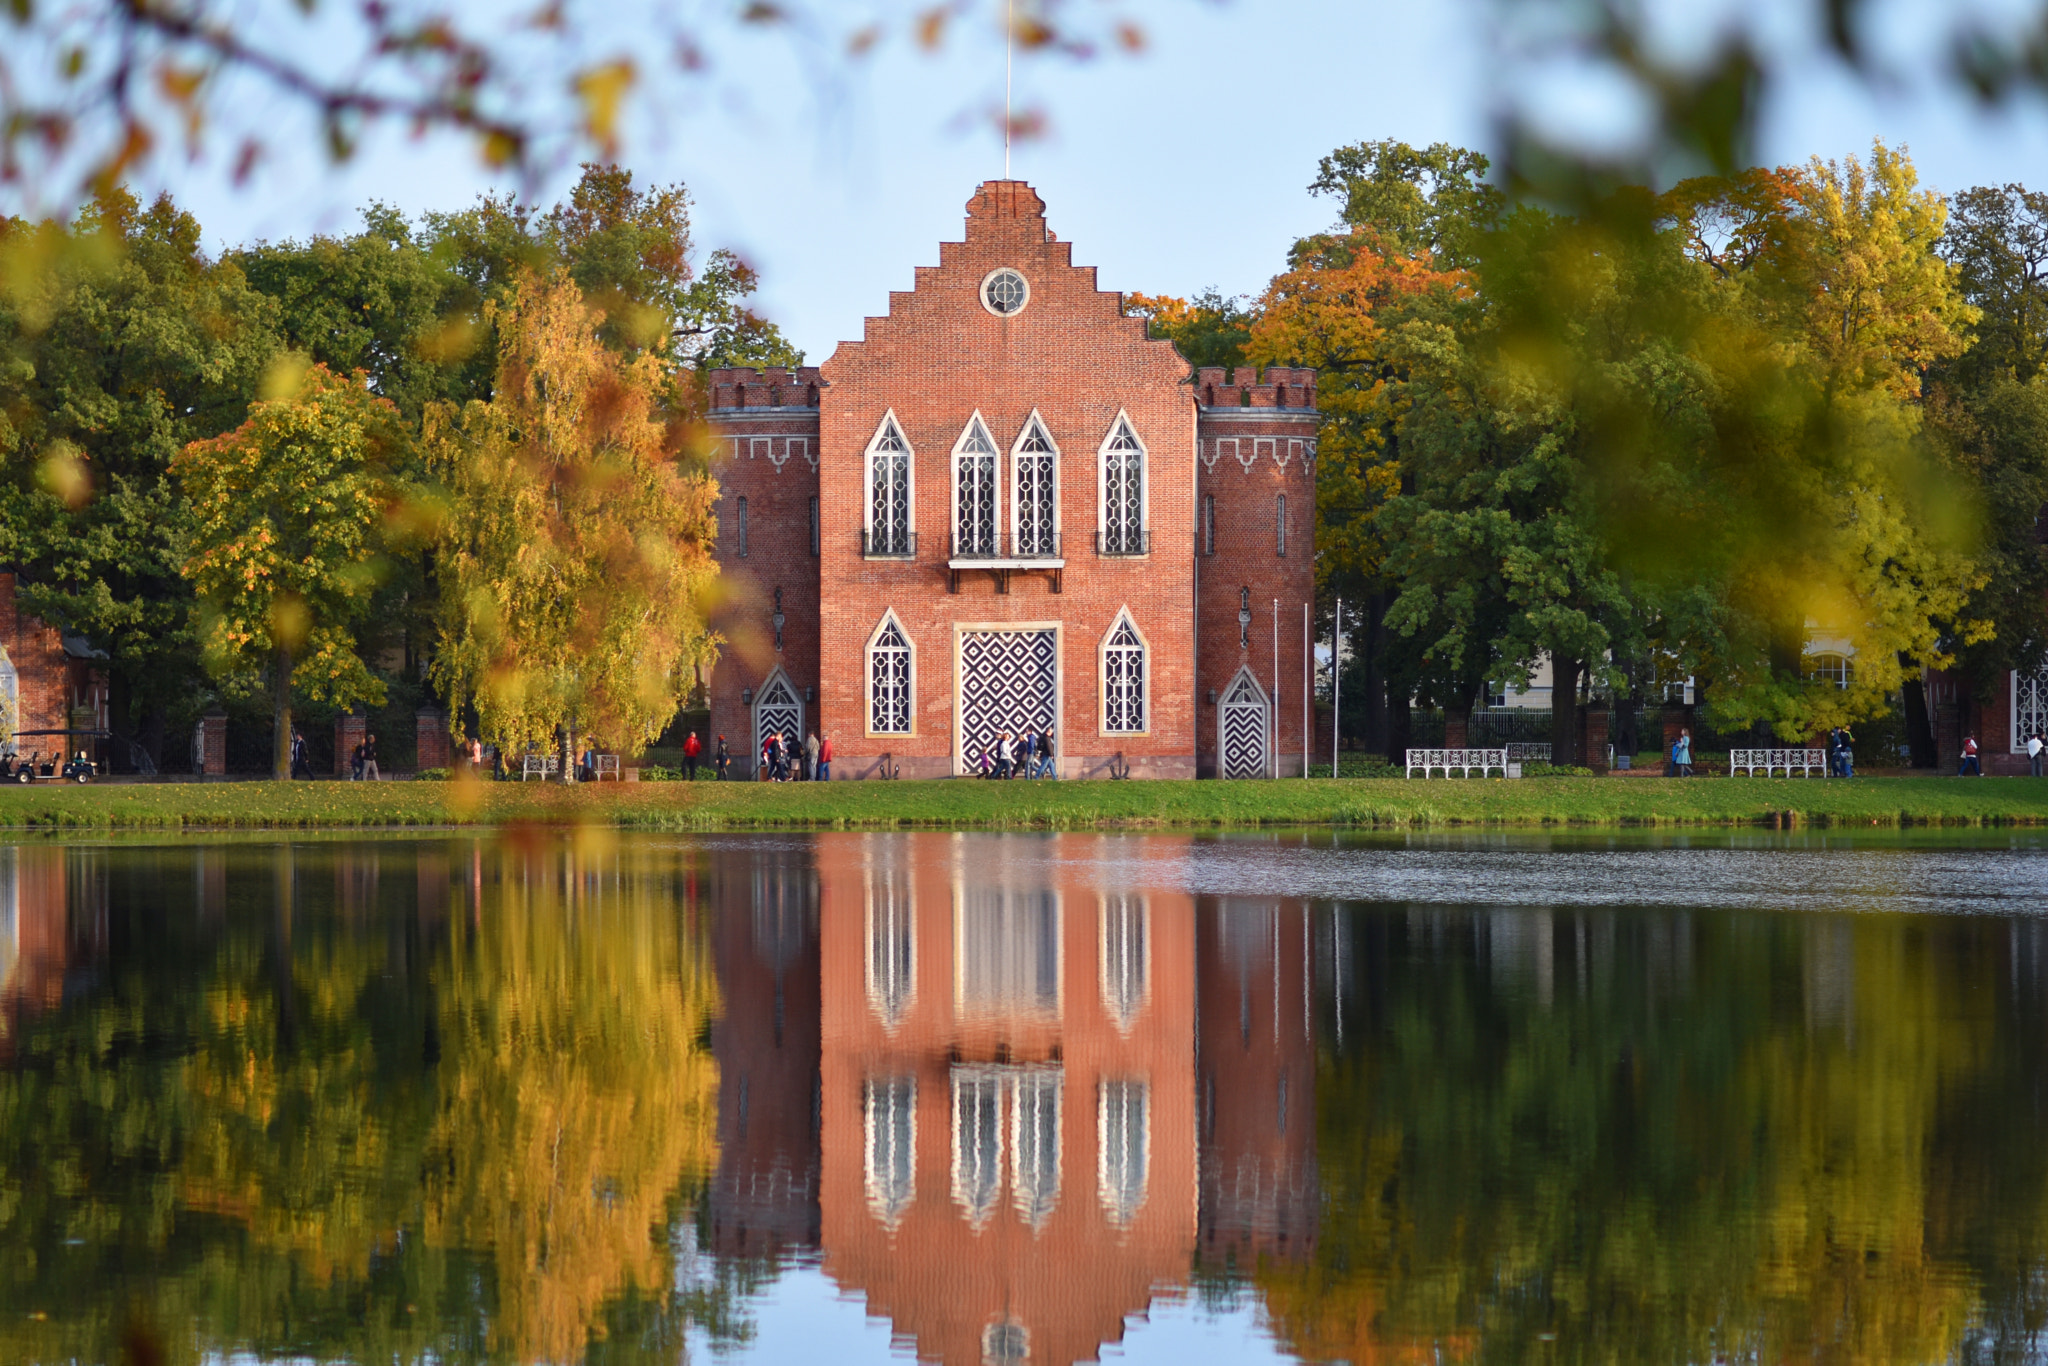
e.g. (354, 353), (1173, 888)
(0, 839), (726, 1366)
(1262, 908), (2048, 1366)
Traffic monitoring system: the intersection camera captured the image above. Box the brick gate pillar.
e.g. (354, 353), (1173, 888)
(415, 709), (451, 772)
(196, 709), (226, 778)
(335, 713), (367, 778)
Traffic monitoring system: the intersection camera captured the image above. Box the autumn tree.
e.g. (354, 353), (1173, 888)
(1123, 289), (1256, 370)
(173, 364), (403, 779)
(426, 269), (720, 771)
(0, 190), (281, 765)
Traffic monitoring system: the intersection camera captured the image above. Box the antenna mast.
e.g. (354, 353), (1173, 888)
(1005, 0), (1013, 177)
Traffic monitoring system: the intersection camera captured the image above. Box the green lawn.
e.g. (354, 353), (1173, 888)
(1, 774), (2045, 830)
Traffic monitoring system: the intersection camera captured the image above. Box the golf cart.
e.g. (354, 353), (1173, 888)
(3, 728), (109, 783)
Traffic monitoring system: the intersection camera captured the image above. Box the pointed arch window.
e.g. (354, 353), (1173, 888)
(1010, 1067), (1062, 1229)
(1098, 1079), (1149, 1228)
(864, 414), (913, 557)
(1012, 414), (1059, 557)
(1099, 416), (1147, 555)
(1102, 612), (1147, 734)
(952, 415), (1000, 557)
(864, 1076), (917, 1228)
(868, 614), (914, 736)
(1100, 895), (1147, 1029)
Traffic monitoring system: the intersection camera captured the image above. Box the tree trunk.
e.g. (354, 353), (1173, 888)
(1551, 656), (1584, 767)
(1361, 591), (1388, 757)
(272, 643), (294, 781)
(1898, 653), (1937, 768)
(1387, 691), (1412, 767)
(560, 723), (576, 784)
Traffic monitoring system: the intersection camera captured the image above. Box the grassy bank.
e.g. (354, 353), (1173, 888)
(2, 775), (2046, 830)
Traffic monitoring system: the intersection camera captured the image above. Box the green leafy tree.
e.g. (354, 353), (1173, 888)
(173, 365), (403, 778)
(1123, 288), (1256, 370)
(0, 190), (281, 765)
(426, 269), (720, 771)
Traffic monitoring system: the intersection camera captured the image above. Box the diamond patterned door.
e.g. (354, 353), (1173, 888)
(958, 630), (1058, 774)
(1218, 668), (1270, 779)
(753, 670), (803, 774)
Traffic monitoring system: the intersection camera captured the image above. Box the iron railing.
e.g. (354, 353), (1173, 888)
(1096, 530), (1150, 556)
(949, 531), (1063, 560)
(861, 529), (917, 558)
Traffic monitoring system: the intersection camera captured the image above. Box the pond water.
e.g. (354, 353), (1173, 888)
(3, 830), (2047, 1366)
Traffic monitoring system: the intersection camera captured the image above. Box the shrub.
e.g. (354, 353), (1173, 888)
(1521, 762), (1596, 777)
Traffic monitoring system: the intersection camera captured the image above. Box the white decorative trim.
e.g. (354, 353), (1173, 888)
(1254, 437), (1275, 467)
(1198, 439), (1218, 472)
(979, 266), (1031, 317)
(1010, 409), (1061, 557)
(1099, 607), (1150, 736)
(865, 609), (916, 737)
(794, 436), (815, 472)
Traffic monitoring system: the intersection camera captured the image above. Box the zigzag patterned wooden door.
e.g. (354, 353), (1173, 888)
(958, 630), (1057, 773)
(754, 671), (803, 770)
(1218, 669), (1270, 779)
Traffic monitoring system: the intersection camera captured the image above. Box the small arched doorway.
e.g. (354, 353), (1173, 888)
(1217, 667), (1270, 779)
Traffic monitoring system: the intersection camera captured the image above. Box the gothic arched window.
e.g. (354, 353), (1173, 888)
(864, 413), (913, 557)
(1102, 612), (1147, 734)
(868, 614), (914, 735)
(1099, 415), (1146, 555)
(1011, 413), (1058, 557)
(952, 415), (1000, 557)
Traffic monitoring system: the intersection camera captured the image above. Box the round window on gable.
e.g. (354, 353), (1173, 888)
(981, 268), (1029, 317)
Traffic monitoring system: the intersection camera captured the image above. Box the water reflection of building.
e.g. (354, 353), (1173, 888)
(0, 848), (104, 1062)
(1196, 898), (1319, 1268)
(708, 844), (823, 1261)
(816, 833), (1198, 1366)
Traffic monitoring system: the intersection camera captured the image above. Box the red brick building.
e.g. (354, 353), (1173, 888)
(0, 573), (109, 764)
(706, 182), (1318, 779)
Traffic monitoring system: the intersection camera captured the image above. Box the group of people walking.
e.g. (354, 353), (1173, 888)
(976, 728), (1055, 779)
(746, 730), (832, 782)
(1962, 732), (2048, 776)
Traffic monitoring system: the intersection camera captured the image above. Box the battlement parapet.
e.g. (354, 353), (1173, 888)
(709, 366), (824, 412)
(1195, 366), (1317, 410)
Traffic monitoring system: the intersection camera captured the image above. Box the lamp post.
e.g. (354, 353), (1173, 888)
(772, 587), (785, 653)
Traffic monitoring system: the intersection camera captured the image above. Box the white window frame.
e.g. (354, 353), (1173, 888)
(865, 610), (916, 737)
(1096, 411), (1148, 556)
(1097, 1078), (1150, 1228)
(1009, 410), (1061, 557)
(951, 412), (1002, 557)
(1099, 607), (1150, 736)
(863, 1075), (917, 1228)
(862, 411), (915, 557)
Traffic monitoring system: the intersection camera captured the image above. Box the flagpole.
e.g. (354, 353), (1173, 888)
(1005, 0), (1014, 178)
(1332, 597), (1342, 778)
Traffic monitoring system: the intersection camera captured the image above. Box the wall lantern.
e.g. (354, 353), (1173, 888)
(772, 587), (786, 652)
(1205, 689), (1217, 706)
(1238, 588), (1252, 648)
(805, 686), (816, 703)
(742, 687), (753, 706)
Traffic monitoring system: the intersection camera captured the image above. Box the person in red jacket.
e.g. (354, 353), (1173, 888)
(683, 731), (702, 781)
(816, 732), (833, 782)
(1960, 734), (1982, 777)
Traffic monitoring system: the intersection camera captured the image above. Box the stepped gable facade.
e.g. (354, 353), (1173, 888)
(705, 180), (1318, 779)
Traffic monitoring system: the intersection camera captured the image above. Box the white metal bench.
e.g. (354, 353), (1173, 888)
(1504, 742), (1551, 763)
(520, 753), (561, 781)
(1728, 747), (1826, 777)
(592, 754), (620, 781)
(1406, 747), (1513, 778)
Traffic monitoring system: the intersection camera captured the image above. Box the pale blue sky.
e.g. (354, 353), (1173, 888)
(147, 0), (2048, 361)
